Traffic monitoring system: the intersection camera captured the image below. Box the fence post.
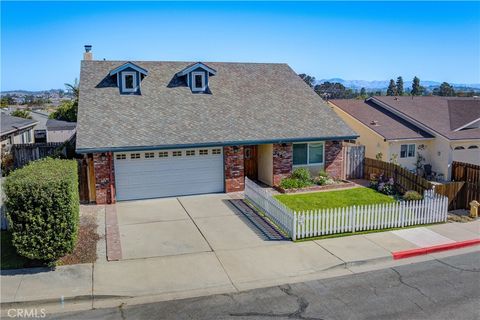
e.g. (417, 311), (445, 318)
(352, 206), (356, 232)
(292, 211), (297, 241)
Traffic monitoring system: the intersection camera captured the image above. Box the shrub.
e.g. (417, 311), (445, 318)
(279, 178), (311, 189)
(4, 158), (79, 262)
(369, 173), (396, 195)
(403, 190), (423, 201)
(314, 171), (334, 186)
(291, 168), (311, 182)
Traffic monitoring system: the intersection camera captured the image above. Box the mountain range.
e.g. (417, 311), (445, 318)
(317, 78), (480, 91)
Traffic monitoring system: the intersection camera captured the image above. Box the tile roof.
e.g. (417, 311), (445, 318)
(1, 114), (38, 136)
(329, 99), (434, 140)
(371, 96), (480, 140)
(76, 61), (357, 152)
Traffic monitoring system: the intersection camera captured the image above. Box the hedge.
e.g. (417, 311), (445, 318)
(4, 158), (79, 262)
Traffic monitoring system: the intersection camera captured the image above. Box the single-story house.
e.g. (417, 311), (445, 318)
(46, 119), (76, 143)
(329, 96), (480, 181)
(1, 114), (37, 153)
(29, 110), (50, 142)
(76, 46), (357, 204)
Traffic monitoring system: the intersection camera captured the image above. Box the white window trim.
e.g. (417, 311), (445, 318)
(400, 143), (416, 158)
(121, 71), (137, 93)
(191, 71), (206, 91)
(292, 142), (325, 166)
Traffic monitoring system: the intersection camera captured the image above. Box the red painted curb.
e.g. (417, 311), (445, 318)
(392, 239), (480, 260)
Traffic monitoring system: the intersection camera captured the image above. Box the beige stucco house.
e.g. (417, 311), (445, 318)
(329, 96), (480, 181)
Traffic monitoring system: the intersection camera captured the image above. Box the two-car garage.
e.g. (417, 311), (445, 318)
(114, 147), (224, 201)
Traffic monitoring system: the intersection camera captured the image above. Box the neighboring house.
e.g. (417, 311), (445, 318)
(0, 114), (37, 153)
(46, 119), (76, 143)
(29, 110), (50, 142)
(76, 46), (357, 203)
(330, 96), (480, 181)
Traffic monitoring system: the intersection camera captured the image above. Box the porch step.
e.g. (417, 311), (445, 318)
(229, 199), (288, 241)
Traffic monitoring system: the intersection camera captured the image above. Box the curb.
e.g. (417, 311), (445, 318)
(392, 239), (480, 260)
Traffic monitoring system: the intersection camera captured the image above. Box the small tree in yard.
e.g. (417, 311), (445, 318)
(386, 79), (397, 96)
(4, 158), (79, 264)
(11, 109), (32, 119)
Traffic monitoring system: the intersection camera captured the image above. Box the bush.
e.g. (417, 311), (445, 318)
(403, 190), (423, 201)
(279, 178), (311, 189)
(4, 158), (79, 262)
(314, 170), (335, 186)
(291, 168), (311, 182)
(369, 173), (396, 195)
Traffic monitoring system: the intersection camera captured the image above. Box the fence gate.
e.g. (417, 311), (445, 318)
(345, 145), (365, 179)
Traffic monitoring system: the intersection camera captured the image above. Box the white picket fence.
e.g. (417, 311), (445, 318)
(244, 178), (448, 240)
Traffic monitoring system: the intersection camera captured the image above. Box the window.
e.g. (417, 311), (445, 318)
(400, 144), (416, 158)
(172, 151), (182, 157)
(145, 152), (154, 158)
(199, 149), (209, 155)
(21, 131), (31, 143)
(212, 148), (221, 155)
(158, 151), (168, 157)
(116, 154), (126, 160)
(186, 150), (195, 156)
(121, 72), (137, 93)
(468, 145), (479, 149)
(454, 146), (465, 150)
(191, 71), (205, 91)
(293, 142), (324, 165)
(130, 153), (140, 159)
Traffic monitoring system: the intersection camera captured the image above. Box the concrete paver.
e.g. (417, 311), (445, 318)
(94, 252), (234, 297)
(426, 222), (479, 242)
(116, 198), (189, 225)
(364, 232), (420, 252)
(316, 234), (391, 263)
(178, 194), (240, 218)
(452, 220), (480, 234)
(392, 227), (455, 247)
(119, 220), (210, 259)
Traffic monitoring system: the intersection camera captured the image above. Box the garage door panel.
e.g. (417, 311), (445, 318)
(114, 149), (224, 200)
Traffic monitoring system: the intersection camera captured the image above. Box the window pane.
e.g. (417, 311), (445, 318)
(125, 75), (134, 88)
(400, 145), (407, 158)
(293, 144), (307, 165)
(309, 143), (323, 164)
(195, 74), (203, 88)
(408, 144), (415, 157)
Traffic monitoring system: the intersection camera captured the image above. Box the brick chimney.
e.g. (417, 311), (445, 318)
(83, 45), (93, 60)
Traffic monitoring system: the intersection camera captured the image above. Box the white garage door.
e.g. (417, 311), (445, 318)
(114, 147), (224, 201)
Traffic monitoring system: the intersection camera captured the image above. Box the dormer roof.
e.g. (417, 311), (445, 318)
(175, 62), (216, 77)
(109, 62), (149, 76)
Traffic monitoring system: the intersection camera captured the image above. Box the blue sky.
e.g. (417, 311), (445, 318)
(1, 1), (479, 91)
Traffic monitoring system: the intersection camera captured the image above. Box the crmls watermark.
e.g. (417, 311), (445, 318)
(7, 308), (47, 318)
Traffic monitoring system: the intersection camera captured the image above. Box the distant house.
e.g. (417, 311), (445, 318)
(1, 114), (37, 153)
(29, 110), (50, 143)
(330, 96), (480, 181)
(46, 119), (76, 143)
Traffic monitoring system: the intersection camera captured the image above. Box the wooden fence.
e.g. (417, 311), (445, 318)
(345, 145), (365, 179)
(11, 142), (66, 168)
(244, 177), (448, 240)
(364, 158), (433, 194)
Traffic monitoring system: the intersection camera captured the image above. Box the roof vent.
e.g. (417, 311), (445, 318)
(394, 97), (399, 101)
(370, 120), (379, 126)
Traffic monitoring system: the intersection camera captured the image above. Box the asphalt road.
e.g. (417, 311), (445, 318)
(50, 252), (479, 320)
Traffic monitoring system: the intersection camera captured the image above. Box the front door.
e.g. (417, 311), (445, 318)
(244, 145), (258, 180)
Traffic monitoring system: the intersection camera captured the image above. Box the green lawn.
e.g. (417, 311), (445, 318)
(275, 187), (396, 211)
(1, 231), (32, 270)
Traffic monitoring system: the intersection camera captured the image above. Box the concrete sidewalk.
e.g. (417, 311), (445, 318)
(1, 220), (478, 315)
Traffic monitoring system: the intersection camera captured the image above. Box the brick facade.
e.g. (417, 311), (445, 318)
(93, 152), (116, 204)
(273, 143), (293, 186)
(224, 146), (245, 192)
(324, 140), (344, 179)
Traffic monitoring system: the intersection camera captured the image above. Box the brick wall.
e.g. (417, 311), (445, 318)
(324, 140), (344, 179)
(273, 143), (293, 186)
(93, 152), (116, 204)
(224, 146), (244, 192)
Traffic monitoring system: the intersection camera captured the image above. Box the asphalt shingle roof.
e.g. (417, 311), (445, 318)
(76, 61), (357, 152)
(1, 114), (38, 136)
(329, 99), (434, 140)
(46, 119), (77, 131)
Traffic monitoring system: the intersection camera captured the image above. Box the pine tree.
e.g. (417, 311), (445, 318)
(411, 76), (424, 96)
(386, 79), (397, 96)
(396, 76), (404, 96)
(360, 87), (366, 97)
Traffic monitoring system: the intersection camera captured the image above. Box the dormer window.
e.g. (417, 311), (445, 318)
(121, 72), (137, 93)
(192, 72), (206, 92)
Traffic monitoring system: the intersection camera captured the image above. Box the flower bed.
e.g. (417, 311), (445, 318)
(275, 179), (356, 194)
(277, 168), (355, 194)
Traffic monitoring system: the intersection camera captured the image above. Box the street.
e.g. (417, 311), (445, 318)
(50, 252), (480, 320)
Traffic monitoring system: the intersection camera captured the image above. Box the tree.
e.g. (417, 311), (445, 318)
(435, 82), (455, 96)
(298, 74), (316, 88)
(49, 81), (78, 122)
(360, 87), (366, 96)
(396, 76), (404, 96)
(386, 79), (397, 96)
(1, 95), (15, 107)
(11, 109), (32, 119)
(314, 82), (355, 99)
(411, 76), (424, 96)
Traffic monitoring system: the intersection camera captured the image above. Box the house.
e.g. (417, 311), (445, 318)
(1, 114), (37, 153)
(76, 46), (357, 204)
(29, 110), (50, 142)
(46, 119), (76, 143)
(329, 96), (480, 181)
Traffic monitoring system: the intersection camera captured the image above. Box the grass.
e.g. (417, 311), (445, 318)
(275, 187), (396, 211)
